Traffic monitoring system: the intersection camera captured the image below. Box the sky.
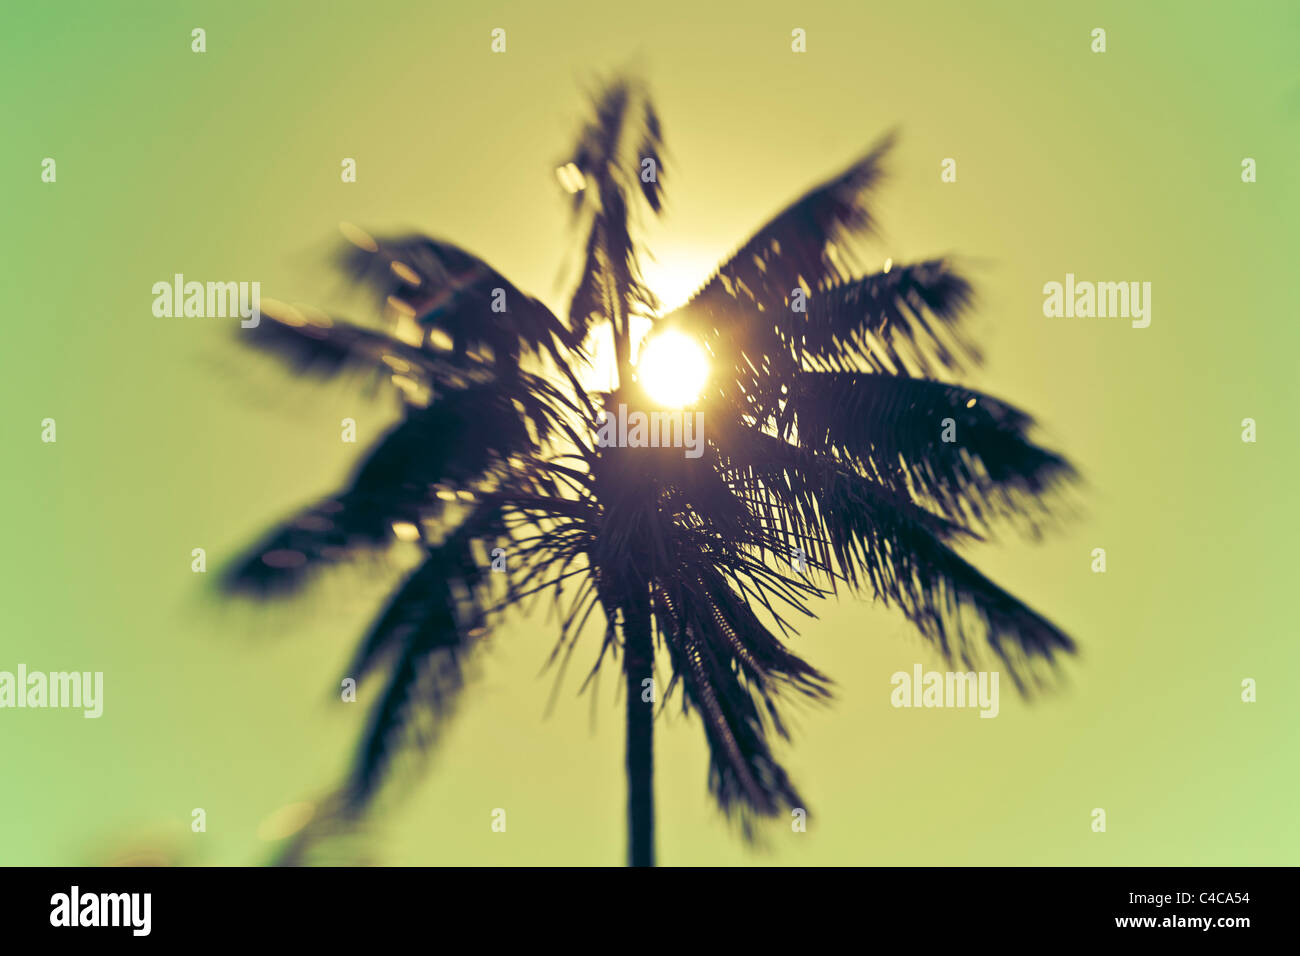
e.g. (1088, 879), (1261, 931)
(1, 0), (1297, 865)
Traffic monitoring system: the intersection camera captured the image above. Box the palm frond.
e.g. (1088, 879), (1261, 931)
(564, 78), (666, 344)
(713, 421), (977, 583)
(222, 383), (565, 595)
(341, 233), (578, 357)
(344, 505), (504, 810)
(637, 100), (665, 213)
(798, 259), (979, 377)
(710, 422), (1073, 686)
(655, 582), (815, 834)
(244, 303), (488, 389)
(782, 372), (1076, 531)
(662, 131), (896, 335)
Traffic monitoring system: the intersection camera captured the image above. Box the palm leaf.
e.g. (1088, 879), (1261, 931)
(222, 383), (562, 594)
(782, 372), (1075, 530)
(341, 233), (578, 358)
(662, 131), (896, 335)
(344, 505), (504, 810)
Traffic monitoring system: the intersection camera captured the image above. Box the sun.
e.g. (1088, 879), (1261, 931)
(635, 329), (710, 407)
(571, 257), (712, 400)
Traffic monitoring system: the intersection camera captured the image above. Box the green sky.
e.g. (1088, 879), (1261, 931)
(1, 0), (1297, 865)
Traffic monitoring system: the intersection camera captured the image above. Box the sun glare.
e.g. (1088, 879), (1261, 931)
(635, 330), (710, 407)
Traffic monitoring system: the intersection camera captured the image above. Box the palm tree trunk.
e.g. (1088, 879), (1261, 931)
(602, 200), (653, 865)
(624, 602), (655, 867)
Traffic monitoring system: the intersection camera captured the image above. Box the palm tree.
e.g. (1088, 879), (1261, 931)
(224, 77), (1076, 867)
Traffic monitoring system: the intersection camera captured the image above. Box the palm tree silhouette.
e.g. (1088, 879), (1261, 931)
(224, 78), (1076, 867)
